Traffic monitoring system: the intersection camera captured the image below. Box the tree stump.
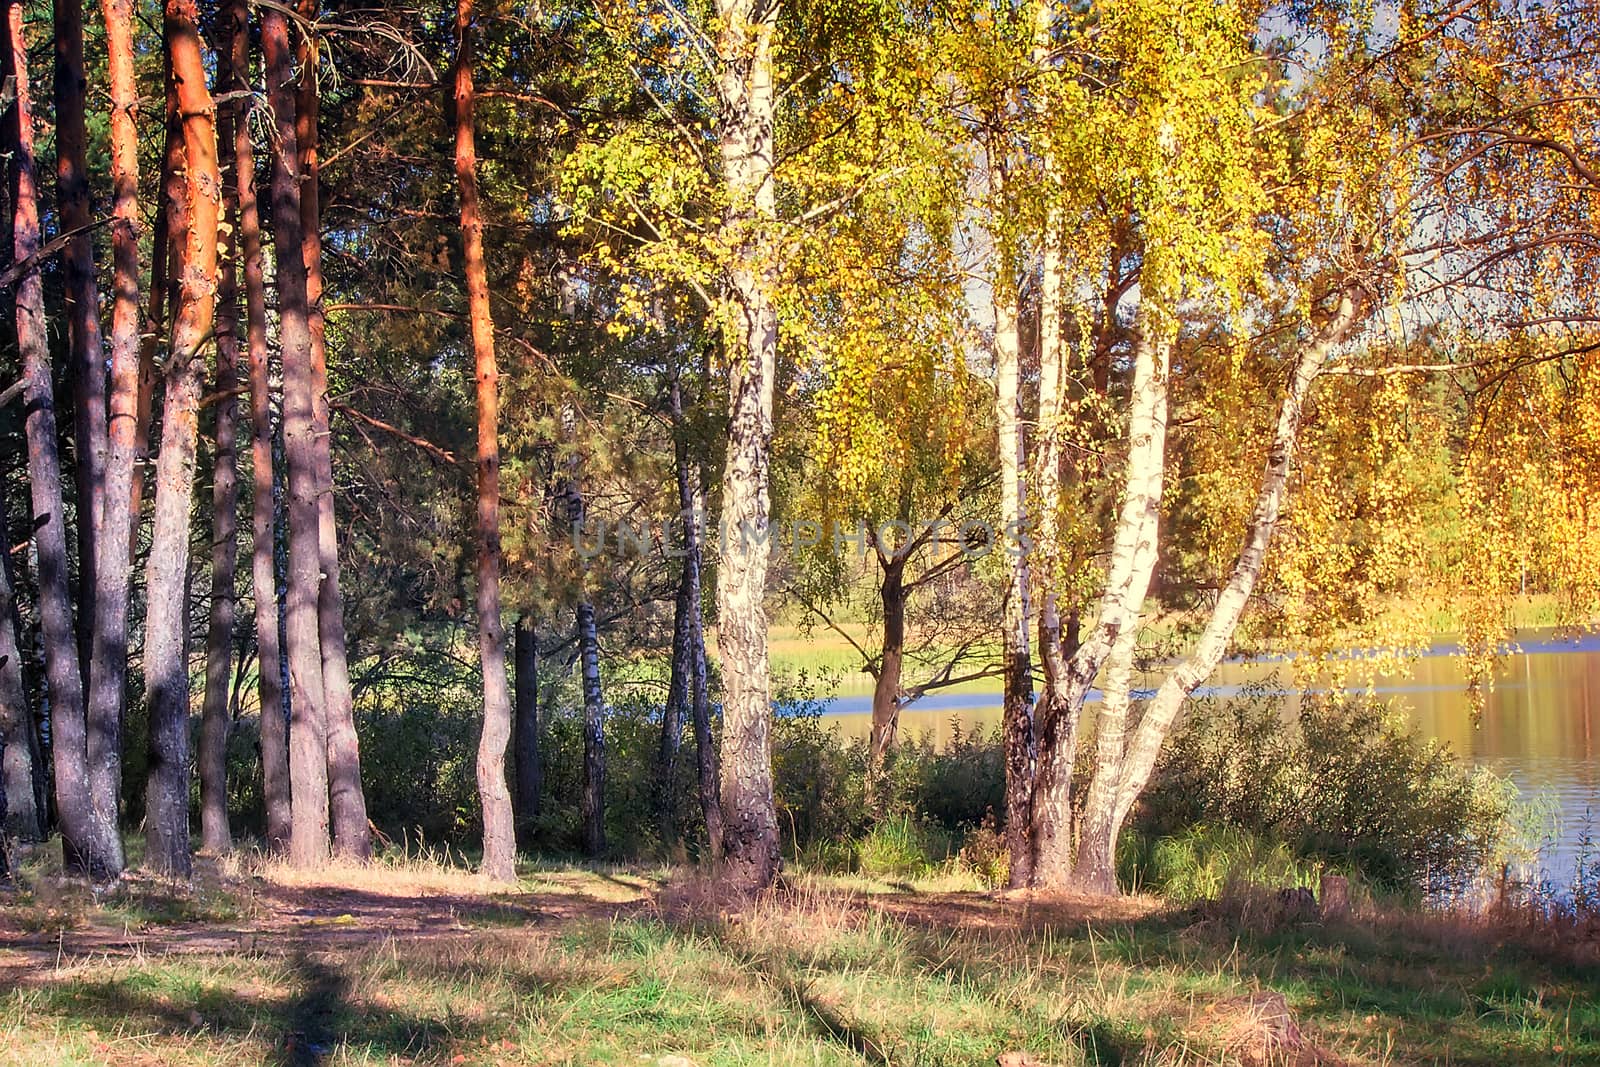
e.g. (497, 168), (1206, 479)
(1319, 873), (1350, 921)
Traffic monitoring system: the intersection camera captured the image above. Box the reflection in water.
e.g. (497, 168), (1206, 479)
(818, 628), (1600, 887)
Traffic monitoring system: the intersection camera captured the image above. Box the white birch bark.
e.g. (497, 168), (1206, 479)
(1031, 313), (1171, 887)
(713, 0), (781, 892)
(1073, 287), (1368, 890)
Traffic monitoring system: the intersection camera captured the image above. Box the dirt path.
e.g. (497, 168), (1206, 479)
(0, 866), (651, 987)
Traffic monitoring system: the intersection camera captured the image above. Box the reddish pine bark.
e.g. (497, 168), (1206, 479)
(6, 0), (100, 878)
(263, 4), (330, 868)
(132, 72), (186, 567)
(85, 0), (145, 879)
(228, 0), (291, 854)
(451, 0), (516, 882)
(143, 0), (221, 878)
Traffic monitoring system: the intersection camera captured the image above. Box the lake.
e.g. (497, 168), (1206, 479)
(818, 627), (1600, 889)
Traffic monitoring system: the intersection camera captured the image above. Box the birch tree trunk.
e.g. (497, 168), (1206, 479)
(199, 24), (244, 855)
(5, 0), (103, 878)
(87, 0), (146, 874)
(143, 0), (221, 878)
(1028, 200), (1077, 885)
(0, 487), (41, 842)
(264, 5), (330, 868)
(452, 0), (516, 882)
(512, 617), (540, 850)
(987, 150), (1035, 889)
(229, 0), (291, 854)
(1031, 316), (1171, 892)
(865, 552), (906, 810)
(713, 0), (781, 892)
(1072, 290), (1367, 891)
(53, 0), (108, 681)
(297, 4), (370, 862)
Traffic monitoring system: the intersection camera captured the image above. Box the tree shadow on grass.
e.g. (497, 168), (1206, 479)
(777, 972), (894, 1065)
(24, 949), (473, 1065)
(271, 952), (348, 1067)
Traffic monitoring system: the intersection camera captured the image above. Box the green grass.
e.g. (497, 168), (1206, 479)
(4, 860), (1600, 1065)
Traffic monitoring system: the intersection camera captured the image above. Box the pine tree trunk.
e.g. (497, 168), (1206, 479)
(296, 2), (369, 862)
(53, 0), (108, 685)
(133, 76), (185, 568)
(512, 617), (539, 851)
(143, 0), (220, 879)
(0, 487), (41, 842)
(263, 5), (330, 869)
(85, 0), (146, 877)
(668, 370), (721, 858)
(1, 504), (47, 836)
(713, 0), (781, 893)
(452, 0), (515, 882)
(6, 0), (103, 878)
(661, 576), (687, 845)
(220, 0), (289, 857)
(577, 601), (605, 856)
(199, 25), (244, 855)
(988, 151), (1034, 890)
(225, 0), (289, 854)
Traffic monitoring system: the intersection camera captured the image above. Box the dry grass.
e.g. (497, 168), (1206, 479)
(3, 858), (1599, 1065)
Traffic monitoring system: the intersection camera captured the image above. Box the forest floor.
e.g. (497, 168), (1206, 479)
(0, 853), (1596, 1066)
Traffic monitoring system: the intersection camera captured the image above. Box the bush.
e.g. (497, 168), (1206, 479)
(855, 815), (953, 877)
(1118, 825), (1321, 902)
(218, 644), (1511, 903)
(1137, 690), (1517, 895)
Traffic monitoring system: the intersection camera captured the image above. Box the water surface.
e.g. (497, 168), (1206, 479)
(818, 628), (1600, 887)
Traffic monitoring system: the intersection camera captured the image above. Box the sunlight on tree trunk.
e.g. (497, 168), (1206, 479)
(144, 0), (222, 879)
(713, 0), (781, 893)
(1073, 288), (1369, 891)
(988, 149), (1035, 890)
(452, 0), (516, 883)
(87, 0), (147, 874)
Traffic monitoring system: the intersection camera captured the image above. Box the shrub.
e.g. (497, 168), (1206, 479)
(1137, 690), (1517, 895)
(1118, 825), (1321, 902)
(855, 815), (953, 877)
